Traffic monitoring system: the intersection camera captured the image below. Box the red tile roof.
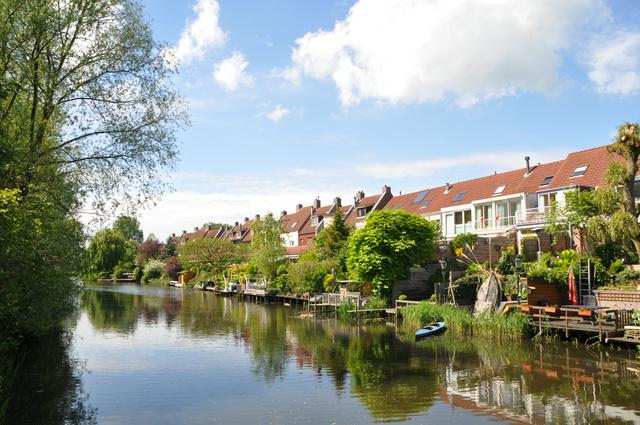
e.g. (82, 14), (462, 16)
(282, 206), (313, 233)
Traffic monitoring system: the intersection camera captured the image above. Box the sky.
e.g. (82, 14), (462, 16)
(133, 0), (640, 239)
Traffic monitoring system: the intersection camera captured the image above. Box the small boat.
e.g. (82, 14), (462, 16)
(415, 322), (446, 340)
(169, 280), (183, 288)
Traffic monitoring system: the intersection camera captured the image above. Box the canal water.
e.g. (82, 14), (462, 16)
(6, 284), (640, 424)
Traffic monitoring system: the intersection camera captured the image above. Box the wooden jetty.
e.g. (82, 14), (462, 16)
(520, 305), (637, 344)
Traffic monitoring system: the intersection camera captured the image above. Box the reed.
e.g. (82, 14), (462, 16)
(401, 302), (530, 340)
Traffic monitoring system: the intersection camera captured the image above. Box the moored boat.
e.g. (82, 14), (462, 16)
(169, 280), (183, 288)
(415, 322), (446, 340)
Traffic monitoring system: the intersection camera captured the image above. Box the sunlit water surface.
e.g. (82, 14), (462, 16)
(7, 284), (640, 424)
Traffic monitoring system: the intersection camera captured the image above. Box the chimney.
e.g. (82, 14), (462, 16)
(445, 183), (452, 193)
(194, 226), (199, 231)
(356, 190), (365, 201)
(281, 210), (287, 217)
(244, 217), (249, 223)
(313, 198), (321, 209)
(525, 156), (531, 174)
(333, 197), (342, 208)
(255, 214), (260, 220)
(296, 204), (303, 211)
(382, 185), (391, 194)
(182, 230), (187, 235)
(234, 221), (239, 227)
(171, 233), (176, 238)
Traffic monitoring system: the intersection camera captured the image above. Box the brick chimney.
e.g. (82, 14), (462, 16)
(171, 233), (176, 238)
(313, 198), (321, 209)
(194, 226), (199, 231)
(255, 214), (260, 220)
(234, 221), (239, 227)
(281, 210), (287, 217)
(182, 230), (187, 235)
(333, 197), (342, 208)
(244, 217), (249, 223)
(382, 185), (391, 195)
(296, 204), (303, 211)
(445, 183), (452, 193)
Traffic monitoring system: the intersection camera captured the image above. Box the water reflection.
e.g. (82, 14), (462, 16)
(3, 331), (96, 425)
(15, 285), (640, 424)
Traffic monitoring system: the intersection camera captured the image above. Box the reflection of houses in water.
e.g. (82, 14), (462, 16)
(440, 355), (640, 424)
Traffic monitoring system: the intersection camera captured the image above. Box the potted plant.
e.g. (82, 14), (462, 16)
(578, 308), (593, 318)
(544, 305), (560, 315)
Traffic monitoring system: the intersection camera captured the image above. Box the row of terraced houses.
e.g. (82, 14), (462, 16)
(169, 145), (626, 261)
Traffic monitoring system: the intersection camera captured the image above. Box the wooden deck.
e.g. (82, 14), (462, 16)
(520, 305), (637, 344)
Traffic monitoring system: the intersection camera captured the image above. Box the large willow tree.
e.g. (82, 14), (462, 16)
(0, 0), (187, 341)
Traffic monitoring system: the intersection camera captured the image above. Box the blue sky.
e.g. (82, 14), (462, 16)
(136, 0), (640, 238)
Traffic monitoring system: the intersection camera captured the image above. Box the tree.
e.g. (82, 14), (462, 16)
(251, 213), (287, 281)
(138, 239), (164, 262)
(113, 216), (144, 243)
(163, 235), (178, 258)
(85, 229), (127, 275)
(179, 238), (247, 276)
(0, 0), (186, 343)
(347, 210), (438, 296)
(315, 211), (351, 271)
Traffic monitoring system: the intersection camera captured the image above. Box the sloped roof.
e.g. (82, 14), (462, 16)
(282, 206), (313, 233)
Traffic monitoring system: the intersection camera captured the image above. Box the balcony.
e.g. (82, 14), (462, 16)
(517, 207), (551, 225)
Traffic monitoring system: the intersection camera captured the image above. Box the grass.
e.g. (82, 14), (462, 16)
(401, 301), (531, 340)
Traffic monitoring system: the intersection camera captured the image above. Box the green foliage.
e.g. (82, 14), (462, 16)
(163, 236), (178, 258)
(615, 269), (640, 286)
(251, 213), (287, 281)
(85, 229), (128, 275)
(315, 211), (351, 271)
(450, 233), (477, 252)
(142, 259), (163, 282)
(179, 237), (247, 276)
(366, 296), (388, 309)
(398, 294), (408, 301)
(402, 302), (530, 340)
(632, 310), (640, 326)
(112, 265), (125, 281)
(163, 256), (182, 280)
(495, 247), (516, 275)
(347, 210), (438, 296)
(113, 216), (143, 243)
(288, 260), (334, 294)
(132, 266), (143, 282)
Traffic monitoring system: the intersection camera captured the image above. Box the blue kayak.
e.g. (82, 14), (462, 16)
(415, 322), (446, 340)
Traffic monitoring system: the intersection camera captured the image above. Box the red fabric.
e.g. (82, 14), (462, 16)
(568, 268), (578, 305)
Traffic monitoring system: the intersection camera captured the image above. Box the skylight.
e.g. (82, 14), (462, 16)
(412, 190), (429, 204)
(452, 192), (465, 202)
(494, 185), (506, 194)
(421, 199), (431, 208)
(571, 165), (588, 177)
(541, 176), (553, 186)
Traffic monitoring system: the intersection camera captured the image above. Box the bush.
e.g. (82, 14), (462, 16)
(615, 269), (640, 286)
(366, 296), (387, 309)
(495, 247), (515, 275)
(288, 260), (334, 294)
(132, 266), (143, 282)
(398, 294), (408, 301)
(451, 233), (477, 252)
(111, 265), (125, 281)
(142, 259), (163, 282)
(163, 256), (182, 280)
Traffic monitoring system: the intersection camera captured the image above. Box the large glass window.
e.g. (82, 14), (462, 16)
(475, 204), (494, 229)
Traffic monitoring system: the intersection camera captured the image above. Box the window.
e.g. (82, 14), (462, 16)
(412, 190), (429, 204)
(421, 199), (431, 208)
(452, 192), (465, 202)
(571, 165), (588, 177)
(311, 216), (319, 226)
(357, 205), (373, 217)
(289, 240), (294, 246)
(540, 176), (553, 186)
(494, 185), (506, 195)
(540, 192), (557, 211)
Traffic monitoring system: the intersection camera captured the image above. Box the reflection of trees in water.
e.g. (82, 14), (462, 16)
(3, 331), (96, 425)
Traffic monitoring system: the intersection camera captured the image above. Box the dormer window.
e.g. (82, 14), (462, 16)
(235, 231), (242, 239)
(540, 176), (553, 186)
(452, 192), (465, 202)
(357, 205), (373, 217)
(494, 185), (506, 195)
(311, 215), (320, 226)
(412, 190), (429, 204)
(571, 165), (588, 177)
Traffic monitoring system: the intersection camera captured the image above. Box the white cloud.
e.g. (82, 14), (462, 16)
(170, 0), (227, 65)
(139, 148), (568, 238)
(586, 31), (640, 95)
(265, 104), (291, 122)
(213, 52), (254, 91)
(286, 0), (605, 107)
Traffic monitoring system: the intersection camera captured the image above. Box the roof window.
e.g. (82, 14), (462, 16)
(540, 176), (553, 186)
(421, 199), (431, 208)
(494, 185), (506, 195)
(571, 165), (588, 177)
(452, 192), (465, 202)
(412, 190), (429, 204)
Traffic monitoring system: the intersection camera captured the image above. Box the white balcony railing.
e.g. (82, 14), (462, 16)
(517, 207), (551, 225)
